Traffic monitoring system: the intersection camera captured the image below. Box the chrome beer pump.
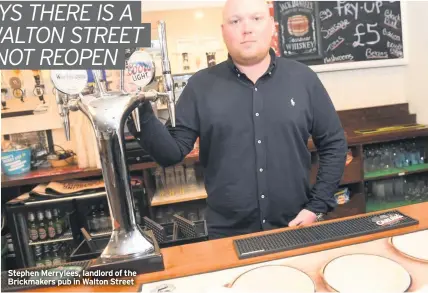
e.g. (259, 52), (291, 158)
(50, 21), (176, 273)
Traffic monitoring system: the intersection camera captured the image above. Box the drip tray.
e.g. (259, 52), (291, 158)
(234, 210), (419, 259)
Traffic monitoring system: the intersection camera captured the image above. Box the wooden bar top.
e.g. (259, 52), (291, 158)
(29, 202), (428, 292)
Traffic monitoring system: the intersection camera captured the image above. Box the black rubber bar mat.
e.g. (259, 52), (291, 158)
(234, 210), (419, 259)
(2, 260), (91, 292)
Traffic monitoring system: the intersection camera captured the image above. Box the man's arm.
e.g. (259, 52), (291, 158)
(305, 70), (348, 214)
(127, 84), (199, 167)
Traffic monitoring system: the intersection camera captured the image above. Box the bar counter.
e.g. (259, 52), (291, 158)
(22, 202), (428, 292)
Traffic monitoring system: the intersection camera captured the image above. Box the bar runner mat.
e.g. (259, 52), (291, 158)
(234, 210), (419, 259)
(1, 260), (91, 292)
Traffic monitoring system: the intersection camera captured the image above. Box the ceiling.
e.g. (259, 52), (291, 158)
(142, 0), (225, 12)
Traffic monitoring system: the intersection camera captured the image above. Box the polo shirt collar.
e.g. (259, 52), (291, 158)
(227, 47), (277, 75)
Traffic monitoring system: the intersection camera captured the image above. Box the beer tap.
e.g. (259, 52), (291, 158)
(32, 70), (46, 104)
(50, 21), (175, 273)
(1, 89), (7, 110)
(1, 72), (7, 110)
(54, 90), (71, 140)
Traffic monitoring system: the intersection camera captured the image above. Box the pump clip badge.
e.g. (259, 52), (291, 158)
(127, 50), (155, 88)
(371, 213), (404, 226)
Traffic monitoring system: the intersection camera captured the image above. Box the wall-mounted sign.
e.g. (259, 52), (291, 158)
(274, 1), (322, 61)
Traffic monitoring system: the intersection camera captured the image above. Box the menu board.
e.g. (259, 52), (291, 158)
(273, 1), (404, 66)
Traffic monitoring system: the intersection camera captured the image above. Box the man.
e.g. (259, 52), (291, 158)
(128, 0), (347, 239)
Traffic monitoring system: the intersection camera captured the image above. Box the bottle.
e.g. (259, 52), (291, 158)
(45, 210), (56, 239)
(53, 209), (63, 236)
(37, 211), (47, 241)
(206, 52), (216, 67)
(60, 243), (69, 263)
(43, 244), (52, 267)
(6, 234), (14, 253)
(51, 244), (62, 266)
(90, 205), (100, 233)
(34, 245), (44, 267)
(28, 212), (39, 241)
(154, 167), (166, 196)
(182, 52), (190, 71)
(99, 204), (109, 230)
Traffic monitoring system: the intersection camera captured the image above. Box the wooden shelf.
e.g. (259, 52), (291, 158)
(364, 163), (428, 181)
(28, 230), (73, 246)
(346, 127), (428, 146)
(2, 153), (200, 188)
(1, 165), (102, 188)
(151, 186), (207, 207)
(129, 153), (199, 171)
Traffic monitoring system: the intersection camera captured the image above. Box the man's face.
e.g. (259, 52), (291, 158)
(222, 0), (274, 65)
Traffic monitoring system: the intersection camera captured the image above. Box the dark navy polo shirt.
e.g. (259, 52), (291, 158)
(128, 48), (348, 239)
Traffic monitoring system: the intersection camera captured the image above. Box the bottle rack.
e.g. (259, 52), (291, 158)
(4, 185), (146, 269)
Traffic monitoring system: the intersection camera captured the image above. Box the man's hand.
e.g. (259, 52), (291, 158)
(288, 209), (317, 227)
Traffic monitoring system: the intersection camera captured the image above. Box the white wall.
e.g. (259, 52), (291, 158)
(318, 66), (407, 111)
(404, 1), (428, 124)
(316, 1), (427, 115)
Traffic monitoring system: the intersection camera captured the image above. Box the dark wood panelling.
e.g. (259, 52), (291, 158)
(338, 103), (417, 131)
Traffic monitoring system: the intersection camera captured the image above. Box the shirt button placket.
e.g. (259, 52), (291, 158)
(253, 84), (266, 227)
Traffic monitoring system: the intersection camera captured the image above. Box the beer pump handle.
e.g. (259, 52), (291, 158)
(158, 21), (176, 127)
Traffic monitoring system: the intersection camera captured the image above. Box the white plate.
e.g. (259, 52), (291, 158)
(323, 254), (411, 292)
(391, 229), (428, 262)
(230, 265), (315, 293)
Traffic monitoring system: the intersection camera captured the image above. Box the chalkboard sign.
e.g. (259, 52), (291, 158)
(273, 1), (405, 68)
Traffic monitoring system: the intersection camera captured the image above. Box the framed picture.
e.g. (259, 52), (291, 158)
(274, 1), (323, 61)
